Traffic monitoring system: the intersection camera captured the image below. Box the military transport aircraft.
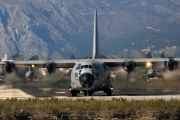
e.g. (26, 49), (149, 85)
(0, 10), (179, 96)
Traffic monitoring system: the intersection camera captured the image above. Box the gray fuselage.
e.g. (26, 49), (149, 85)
(70, 59), (112, 93)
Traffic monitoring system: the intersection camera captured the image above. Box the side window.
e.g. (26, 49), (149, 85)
(89, 65), (92, 69)
(75, 64), (81, 70)
(93, 64), (97, 70)
(96, 66), (98, 70)
(75, 73), (78, 78)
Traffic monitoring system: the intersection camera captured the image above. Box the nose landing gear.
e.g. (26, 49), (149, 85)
(83, 91), (93, 96)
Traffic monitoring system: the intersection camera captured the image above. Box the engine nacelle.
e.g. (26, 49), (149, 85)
(46, 62), (56, 74)
(147, 68), (156, 78)
(25, 71), (37, 80)
(4, 62), (15, 73)
(122, 61), (136, 73)
(164, 58), (178, 71)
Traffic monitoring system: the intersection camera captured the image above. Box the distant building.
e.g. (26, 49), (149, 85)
(106, 55), (116, 59)
(165, 46), (177, 49)
(172, 46), (177, 49)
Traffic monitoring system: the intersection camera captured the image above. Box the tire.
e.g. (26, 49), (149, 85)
(88, 91), (93, 96)
(72, 91), (77, 97)
(84, 91), (87, 96)
(107, 89), (112, 96)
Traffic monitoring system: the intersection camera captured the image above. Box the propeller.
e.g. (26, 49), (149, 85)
(0, 51), (67, 84)
(38, 50), (66, 83)
(44, 68), (66, 83)
(115, 49), (146, 83)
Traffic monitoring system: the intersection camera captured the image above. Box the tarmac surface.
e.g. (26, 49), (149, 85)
(1, 85), (180, 100)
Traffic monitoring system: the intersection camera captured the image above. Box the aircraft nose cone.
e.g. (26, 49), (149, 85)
(79, 73), (94, 88)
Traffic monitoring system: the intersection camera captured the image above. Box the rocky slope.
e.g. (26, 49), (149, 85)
(0, 0), (180, 59)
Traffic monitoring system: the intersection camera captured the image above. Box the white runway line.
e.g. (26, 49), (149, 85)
(55, 92), (66, 94)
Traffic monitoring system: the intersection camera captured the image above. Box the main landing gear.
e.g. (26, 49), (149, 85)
(69, 86), (79, 97)
(106, 85), (113, 96)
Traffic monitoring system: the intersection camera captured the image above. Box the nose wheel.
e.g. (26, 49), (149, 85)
(84, 91), (87, 96)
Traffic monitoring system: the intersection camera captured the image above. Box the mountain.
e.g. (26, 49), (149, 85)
(0, 0), (180, 59)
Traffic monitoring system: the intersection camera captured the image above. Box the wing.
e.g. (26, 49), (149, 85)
(0, 59), (79, 68)
(96, 58), (180, 67)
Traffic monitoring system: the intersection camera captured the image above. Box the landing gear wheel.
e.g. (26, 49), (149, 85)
(84, 91), (87, 96)
(88, 91), (93, 96)
(72, 91), (77, 97)
(107, 86), (113, 96)
(107, 90), (112, 96)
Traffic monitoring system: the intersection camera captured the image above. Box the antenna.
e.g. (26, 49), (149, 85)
(92, 9), (99, 59)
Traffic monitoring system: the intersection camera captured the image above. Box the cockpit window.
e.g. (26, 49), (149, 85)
(80, 65), (93, 69)
(76, 64), (81, 70)
(93, 64), (98, 70)
(76, 64), (94, 70)
(89, 65), (92, 69)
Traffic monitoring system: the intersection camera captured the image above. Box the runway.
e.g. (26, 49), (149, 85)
(0, 85), (180, 100)
(49, 89), (180, 100)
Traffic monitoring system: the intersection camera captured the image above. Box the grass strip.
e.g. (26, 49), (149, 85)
(0, 98), (179, 119)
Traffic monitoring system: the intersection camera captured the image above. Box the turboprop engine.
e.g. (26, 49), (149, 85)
(25, 71), (37, 80)
(122, 60), (136, 73)
(4, 62), (15, 73)
(147, 68), (156, 78)
(46, 62), (56, 74)
(164, 58), (178, 71)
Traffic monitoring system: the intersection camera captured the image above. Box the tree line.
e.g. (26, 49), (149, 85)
(12, 54), (39, 60)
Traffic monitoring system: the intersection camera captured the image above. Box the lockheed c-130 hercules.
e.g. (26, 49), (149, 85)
(0, 10), (180, 96)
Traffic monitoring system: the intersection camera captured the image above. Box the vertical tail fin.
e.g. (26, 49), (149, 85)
(92, 9), (99, 59)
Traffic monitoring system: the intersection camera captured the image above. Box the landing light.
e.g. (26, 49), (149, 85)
(146, 62), (152, 68)
(31, 64), (35, 68)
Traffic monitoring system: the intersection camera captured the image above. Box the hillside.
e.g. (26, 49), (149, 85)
(0, 0), (180, 59)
